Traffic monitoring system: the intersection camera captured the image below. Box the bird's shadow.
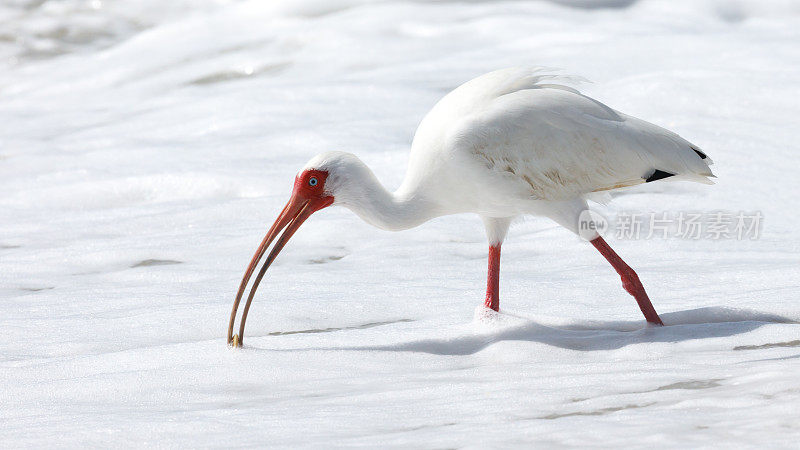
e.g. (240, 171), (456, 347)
(248, 307), (798, 355)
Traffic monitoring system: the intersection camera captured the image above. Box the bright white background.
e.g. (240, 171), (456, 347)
(1, 0), (799, 447)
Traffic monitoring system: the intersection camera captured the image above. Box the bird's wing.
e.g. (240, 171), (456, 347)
(412, 68), (583, 148)
(445, 86), (714, 202)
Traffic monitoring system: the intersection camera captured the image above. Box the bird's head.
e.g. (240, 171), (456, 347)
(227, 151), (370, 346)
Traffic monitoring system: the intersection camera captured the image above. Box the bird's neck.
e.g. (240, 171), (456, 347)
(339, 171), (440, 232)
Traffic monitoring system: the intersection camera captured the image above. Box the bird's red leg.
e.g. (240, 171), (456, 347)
(590, 236), (663, 325)
(484, 244), (501, 311)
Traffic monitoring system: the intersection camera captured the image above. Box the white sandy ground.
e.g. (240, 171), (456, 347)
(1, 0), (799, 447)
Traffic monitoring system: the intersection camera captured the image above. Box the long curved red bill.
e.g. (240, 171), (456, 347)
(227, 194), (332, 347)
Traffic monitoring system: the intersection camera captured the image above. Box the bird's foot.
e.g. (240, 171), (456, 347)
(473, 305), (503, 324)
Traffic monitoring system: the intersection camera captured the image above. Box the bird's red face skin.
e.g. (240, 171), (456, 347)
(227, 168), (333, 346)
(292, 169), (331, 202)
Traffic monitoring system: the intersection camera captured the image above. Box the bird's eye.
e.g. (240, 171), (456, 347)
(308, 177), (318, 186)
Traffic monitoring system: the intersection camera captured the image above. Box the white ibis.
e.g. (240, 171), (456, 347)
(227, 67), (714, 346)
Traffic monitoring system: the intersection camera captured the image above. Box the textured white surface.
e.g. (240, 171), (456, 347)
(1, 0), (799, 447)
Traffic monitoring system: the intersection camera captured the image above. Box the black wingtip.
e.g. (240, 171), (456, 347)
(645, 169), (675, 183)
(691, 146), (708, 160)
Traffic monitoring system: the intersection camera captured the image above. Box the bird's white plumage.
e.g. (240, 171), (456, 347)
(308, 67), (714, 237)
